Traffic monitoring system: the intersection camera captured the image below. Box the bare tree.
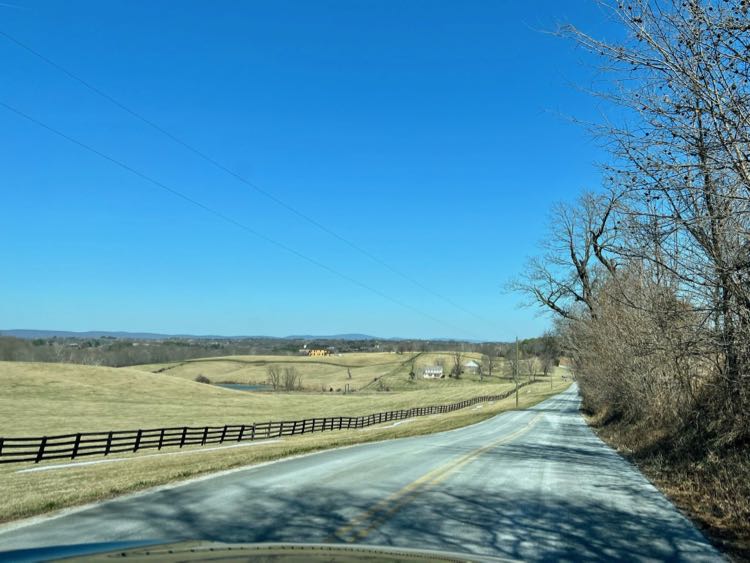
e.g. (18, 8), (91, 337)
(539, 331), (559, 378)
(282, 367), (302, 391)
(480, 343), (497, 381)
(450, 350), (464, 379)
(435, 357), (446, 378)
(562, 0), (750, 433)
(509, 1), (750, 446)
(523, 357), (540, 382)
(266, 365), (282, 390)
(504, 348), (518, 381)
(511, 191), (621, 320)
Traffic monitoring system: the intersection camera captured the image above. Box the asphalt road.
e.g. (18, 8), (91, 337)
(0, 385), (721, 561)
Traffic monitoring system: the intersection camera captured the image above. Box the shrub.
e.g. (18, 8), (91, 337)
(194, 374), (211, 384)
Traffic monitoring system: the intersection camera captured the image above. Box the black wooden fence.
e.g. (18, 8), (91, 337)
(0, 385), (529, 465)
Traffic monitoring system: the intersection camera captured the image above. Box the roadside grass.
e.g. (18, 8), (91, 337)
(1, 360), (516, 436)
(130, 351), (502, 392)
(0, 377), (570, 525)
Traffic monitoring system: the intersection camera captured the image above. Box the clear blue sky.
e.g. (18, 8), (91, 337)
(0, 1), (620, 341)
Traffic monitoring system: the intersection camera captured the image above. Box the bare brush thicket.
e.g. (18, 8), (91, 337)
(266, 365), (303, 391)
(515, 0), (750, 447)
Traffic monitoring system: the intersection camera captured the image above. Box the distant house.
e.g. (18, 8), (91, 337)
(422, 365), (444, 379)
(463, 360), (480, 373)
(306, 349), (331, 357)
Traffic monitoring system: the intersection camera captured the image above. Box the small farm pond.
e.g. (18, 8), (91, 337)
(215, 383), (273, 392)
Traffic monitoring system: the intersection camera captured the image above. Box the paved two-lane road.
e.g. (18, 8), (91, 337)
(0, 385), (721, 561)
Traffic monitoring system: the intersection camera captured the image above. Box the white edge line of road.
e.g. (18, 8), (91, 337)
(0, 387), (571, 537)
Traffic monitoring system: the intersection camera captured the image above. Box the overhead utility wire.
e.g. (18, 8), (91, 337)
(0, 100), (481, 339)
(0, 29), (496, 328)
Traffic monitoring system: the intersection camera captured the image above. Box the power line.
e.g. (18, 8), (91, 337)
(0, 28), (496, 328)
(1, 100), (481, 339)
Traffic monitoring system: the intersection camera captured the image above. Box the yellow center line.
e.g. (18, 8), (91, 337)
(327, 412), (544, 543)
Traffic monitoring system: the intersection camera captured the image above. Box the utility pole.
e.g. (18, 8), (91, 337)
(514, 337), (519, 408)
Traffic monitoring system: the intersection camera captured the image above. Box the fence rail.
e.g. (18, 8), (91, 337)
(0, 384), (531, 465)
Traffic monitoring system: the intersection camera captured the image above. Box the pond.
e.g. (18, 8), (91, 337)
(215, 383), (273, 392)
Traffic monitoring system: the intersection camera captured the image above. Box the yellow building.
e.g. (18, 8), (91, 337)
(307, 349), (331, 357)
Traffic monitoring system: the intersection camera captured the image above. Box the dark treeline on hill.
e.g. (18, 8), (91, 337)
(0, 336), (293, 366)
(512, 1), (750, 557)
(0, 335), (544, 367)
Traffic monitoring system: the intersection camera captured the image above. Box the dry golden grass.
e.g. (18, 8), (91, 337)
(0, 360), (522, 436)
(133, 352), (413, 390)
(0, 377), (570, 524)
(131, 351), (509, 393)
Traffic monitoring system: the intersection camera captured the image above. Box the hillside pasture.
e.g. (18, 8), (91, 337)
(131, 351), (510, 392)
(0, 360), (523, 437)
(132, 352), (415, 391)
(0, 373), (571, 524)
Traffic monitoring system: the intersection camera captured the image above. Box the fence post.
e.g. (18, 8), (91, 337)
(238, 425), (245, 442)
(220, 425), (228, 443)
(72, 433), (82, 459)
(105, 432), (113, 456)
(158, 428), (165, 450)
(251, 424), (256, 441)
(180, 427), (187, 448)
(0, 437), (3, 457)
(134, 430), (142, 453)
(201, 426), (209, 446)
(35, 436), (47, 464)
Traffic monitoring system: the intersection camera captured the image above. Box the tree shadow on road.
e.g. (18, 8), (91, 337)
(9, 451), (717, 562)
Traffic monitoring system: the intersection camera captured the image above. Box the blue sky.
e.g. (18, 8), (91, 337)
(0, 1), (620, 341)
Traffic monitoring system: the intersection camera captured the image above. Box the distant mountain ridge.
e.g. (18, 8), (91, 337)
(0, 329), (385, 341)
(284, 333), (381, 341)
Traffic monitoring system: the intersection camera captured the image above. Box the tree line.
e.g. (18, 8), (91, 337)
(0, 334), (556, 369)
(514, 0), (749, 457)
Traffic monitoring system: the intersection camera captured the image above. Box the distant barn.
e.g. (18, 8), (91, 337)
(463, 359), (480, 373)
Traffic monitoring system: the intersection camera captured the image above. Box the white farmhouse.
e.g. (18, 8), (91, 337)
(422, 365), (444, 379)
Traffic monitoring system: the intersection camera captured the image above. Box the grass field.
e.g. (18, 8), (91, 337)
(3, 354), (519, 437)
(132, 351), (505, 392)
(0, 367), (570, 524)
